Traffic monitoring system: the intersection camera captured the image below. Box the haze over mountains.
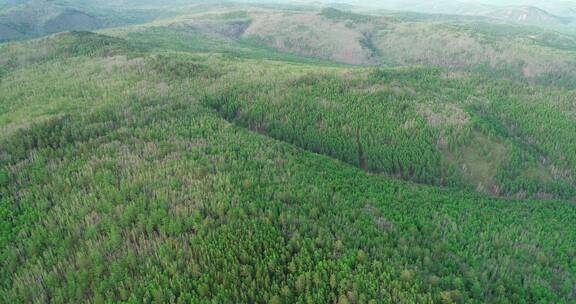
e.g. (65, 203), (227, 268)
(319, 0), (576, 18)
(279, 0), (576, 30)
(0, 0), (176, 41)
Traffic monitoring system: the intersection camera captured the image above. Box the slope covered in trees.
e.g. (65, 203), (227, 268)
(117, 5), (576, 89)
(4, 1), (576, 89)
(0, 0), (169, 42)
(1, 28), (576, 304)
(200, 66), (576, 199)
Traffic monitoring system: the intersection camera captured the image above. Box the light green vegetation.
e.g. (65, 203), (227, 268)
(1, 3), (576, 304)
(201, 64), (576, 199)
(1, 28), (576, 303)
(4, 2), (576, 88)
(105, 6), (576, 88)
(125, 6), (576, 89)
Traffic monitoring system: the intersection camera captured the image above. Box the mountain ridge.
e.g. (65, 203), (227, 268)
(1, 2), (576, 303)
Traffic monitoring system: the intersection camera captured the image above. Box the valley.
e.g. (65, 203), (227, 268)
(1, 1), (575, 303)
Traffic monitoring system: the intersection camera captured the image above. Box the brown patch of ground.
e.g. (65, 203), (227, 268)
(418, 103), (470, 128)
(441, 131), (507, 195)
(243, 12), (375, 65)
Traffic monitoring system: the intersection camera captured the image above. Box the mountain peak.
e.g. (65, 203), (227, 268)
(484, 5), (565, 25)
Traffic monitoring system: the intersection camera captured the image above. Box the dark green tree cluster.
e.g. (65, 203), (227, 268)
(201, 65), (576, 199)
(2, 93), (575, 303)
(1, 28), (575, 304)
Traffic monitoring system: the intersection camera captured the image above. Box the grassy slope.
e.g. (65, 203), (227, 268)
(0, 31), (575, 304)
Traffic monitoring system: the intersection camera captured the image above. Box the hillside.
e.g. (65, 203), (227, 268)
(350, 0), (576, 20)
(109, 6), (576, 89)
(4, 3), (576, 89)
(1, 2), (576, 304)
(485, 6), (563, 24)
(1, 29), (575, 304)
(0, 0), (166, 42)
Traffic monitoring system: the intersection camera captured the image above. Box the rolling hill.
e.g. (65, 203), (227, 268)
(105, 6), (576, 89)
(344, 0), (576, 20)
(0, 0), (168, 42)
(484, 5), (569, 25)
(1, 2), (576, 304)
(1, 29), (575, 304)
(4, 2), (576, 89)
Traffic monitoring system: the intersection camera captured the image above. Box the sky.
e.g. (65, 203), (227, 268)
(294, 0), (576, 17)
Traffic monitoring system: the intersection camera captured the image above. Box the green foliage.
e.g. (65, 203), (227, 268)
(0, 31), (140, 71)
(359, 32), (381, 59)
(461, 22), (576, 50)
(320, 8), (377, 23)
(0, 11), (575, 304)
(1, 84), (575, 303)
(57, 31), (136, 57)
(200, 63), (575, 199)
(120, 25), (344, 66)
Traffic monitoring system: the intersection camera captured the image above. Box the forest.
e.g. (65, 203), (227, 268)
(1, 1), (576, 304)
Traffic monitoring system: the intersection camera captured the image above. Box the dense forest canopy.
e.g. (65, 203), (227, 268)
(1, 1), (575, 303)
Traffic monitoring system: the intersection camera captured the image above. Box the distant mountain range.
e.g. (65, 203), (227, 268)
(484, 5), (571, 25)
(309, 0), (576, 24)
(1, 0), (574, 42)
(0, 0), (171, 41)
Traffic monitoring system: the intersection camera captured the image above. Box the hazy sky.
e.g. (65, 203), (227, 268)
(329, 0), (576, 6)
(300, 0), (576, 17)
